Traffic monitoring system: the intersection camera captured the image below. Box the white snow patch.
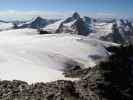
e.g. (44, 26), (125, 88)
(0, 28), (39, 36)
(0, 29), (111, 83)
(0, 22), (14, 31)
(43, 19), (64, 32)
(89, 22), (113, 39)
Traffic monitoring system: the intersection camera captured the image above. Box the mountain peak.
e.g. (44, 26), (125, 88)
(34, 16), (44, 21)
(72, 12), (80, 19)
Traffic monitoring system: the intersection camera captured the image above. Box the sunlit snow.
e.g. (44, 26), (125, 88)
(0, 28), (112, 83)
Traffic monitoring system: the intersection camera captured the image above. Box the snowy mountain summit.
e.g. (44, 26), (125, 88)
(56, 12), (93, 35)
(18, 16), (57, 28)
(0, 12), (132, 44)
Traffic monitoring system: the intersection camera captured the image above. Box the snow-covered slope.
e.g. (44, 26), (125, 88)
(0, 29), (115, 83)
(88, 18), (133, 44)
(43, 12), (93, 35)
(43, 19), (64, 33)
(18, 16), (57, 28)
(96, 19), (133, 44)
(89, 22), (113, 39)
(0, 28), (39, 36)
(0, 22), (14, 31)
(56, 12), (92, 35)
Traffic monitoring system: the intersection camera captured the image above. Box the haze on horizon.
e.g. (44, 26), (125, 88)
(0, 0), (132, 20)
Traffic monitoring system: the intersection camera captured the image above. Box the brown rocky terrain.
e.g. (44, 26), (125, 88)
(0, 45), (133, 100)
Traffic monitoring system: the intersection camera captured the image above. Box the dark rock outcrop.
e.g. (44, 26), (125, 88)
(38, 29), (51, 34)
(63, 12), (80, 24)
(101, 19), (133, 44)
(94, 45), (133, 100)
(56, 12), (92, 36)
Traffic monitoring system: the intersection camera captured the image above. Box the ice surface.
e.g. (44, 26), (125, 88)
(0, 29), (113, 83)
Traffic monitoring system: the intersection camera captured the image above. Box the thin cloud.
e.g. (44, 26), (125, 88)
(0, 10), (124, 21)
(0, 10), (72, 20)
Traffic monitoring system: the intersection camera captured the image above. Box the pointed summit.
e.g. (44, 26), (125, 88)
(56, 12), (92, 35)
(63, 12), (81, 24)
(72, 12), (80, 19)
(18, 16), (57, 28)
(33, 16), (44, 22)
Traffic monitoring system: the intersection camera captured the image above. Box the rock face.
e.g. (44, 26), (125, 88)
(0, 80), (79, 100)
(112, 22), (125, 43)
(72, 18), (91, 35)
(63, 12), (80, 23)
(18, 16), (57, 28)
(101, 19), (133, 44)
(56, 12), (92, 36)
(95, 45), (133, 100)
(0, 80), (103, 100)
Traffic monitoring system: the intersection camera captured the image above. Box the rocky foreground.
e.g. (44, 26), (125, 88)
(0, 45), (133, 100)
(0, 68), (105, 100)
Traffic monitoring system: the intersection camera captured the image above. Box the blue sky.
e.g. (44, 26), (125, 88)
(0, 0), (132, 20)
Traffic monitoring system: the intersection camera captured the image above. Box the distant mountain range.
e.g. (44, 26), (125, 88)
(17, 16), (58, 28)
(100, 19), (133, 44)
(0, 12), (133, 44)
